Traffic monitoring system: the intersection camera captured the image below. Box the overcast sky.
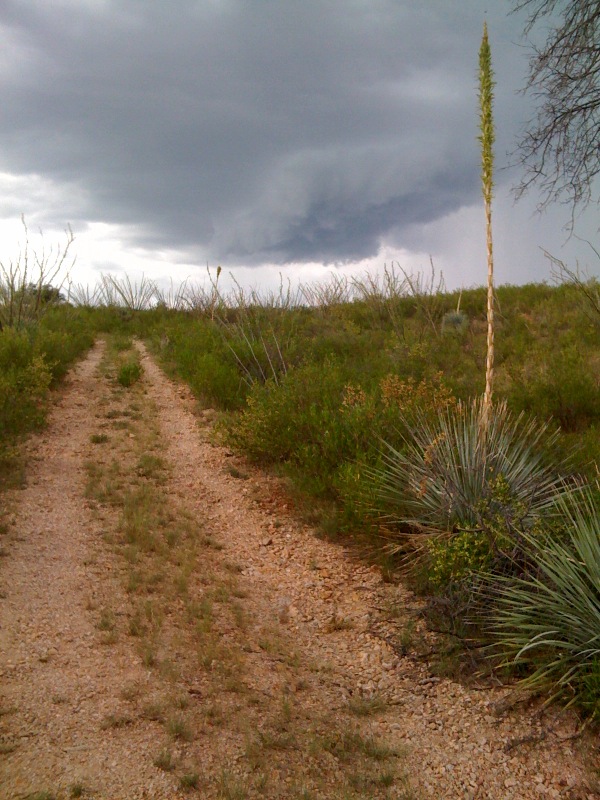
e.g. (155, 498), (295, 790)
(0, 0), (598, 294)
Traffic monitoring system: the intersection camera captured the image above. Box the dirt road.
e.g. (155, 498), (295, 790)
(0, 340), (596, 799)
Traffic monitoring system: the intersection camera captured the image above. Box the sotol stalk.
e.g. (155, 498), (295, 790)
(479, 22), (495, 423)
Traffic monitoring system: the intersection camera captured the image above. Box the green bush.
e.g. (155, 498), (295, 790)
(227, 360), (359, 496)
(189, 351), (244, 410)
(425, 529), (492, 588)
(0, 329), (52, 441)
(0, 325), (37, 371)
(0, 306), (102, 456)
(227, 363), (456, 504)
(508, 341), (599, 431)
(29, 306), (98, 383)
(148, 318), (249, 410)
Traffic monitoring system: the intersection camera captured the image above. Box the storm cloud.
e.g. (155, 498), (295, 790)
(0, 0), (539, 272)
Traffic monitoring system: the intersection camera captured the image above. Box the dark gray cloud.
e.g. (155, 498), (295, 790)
(0, 1), (535, 266)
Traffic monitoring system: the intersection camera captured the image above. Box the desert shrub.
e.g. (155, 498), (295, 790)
(214, 306), (305, 389)
(0, 329), (52, 441)
(508, 341), (599, 431)
(559, 424), (600, 485)
(226, 360), (360, 495)
(0, 305), (101, 458)
(0, 357), (52, 438)
(111, 333), (134, 352)
(189, 351), (246, 410)
(228, 365), (456, 503)
(300, 313), (386, 365)
(26, 306), (98, 383)
(156, 320), (247, 410)
(0, 326), (36, 371)
(425, 529), (492, 589)
(34, 328), (89, 383)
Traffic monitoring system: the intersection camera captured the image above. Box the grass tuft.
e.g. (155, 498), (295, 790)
(180, 772), (200, 790)
(117, 359), (143, 387)
(154, 748), (176, 772)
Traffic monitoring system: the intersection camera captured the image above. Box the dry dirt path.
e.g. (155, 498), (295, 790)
(0, 340), (597, 800)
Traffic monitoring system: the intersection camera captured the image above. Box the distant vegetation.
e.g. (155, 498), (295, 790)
(2, 259), (600, 716)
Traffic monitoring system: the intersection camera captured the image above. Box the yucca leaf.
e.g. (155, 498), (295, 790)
(489, 486), (600, 710)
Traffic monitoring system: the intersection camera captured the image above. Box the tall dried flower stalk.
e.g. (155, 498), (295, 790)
(479, 21), (496, 423)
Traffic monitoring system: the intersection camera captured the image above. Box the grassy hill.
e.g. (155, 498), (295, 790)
(2, 273), (600, 715)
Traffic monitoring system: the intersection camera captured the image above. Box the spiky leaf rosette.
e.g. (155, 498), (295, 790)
(489, 487), (600, 714)
(371, 397), (572, 533)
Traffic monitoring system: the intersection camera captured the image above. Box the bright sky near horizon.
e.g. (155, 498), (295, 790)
(0, 0), (598, 296)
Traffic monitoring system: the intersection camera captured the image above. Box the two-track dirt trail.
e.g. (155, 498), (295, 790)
(0, 340), (597, 800)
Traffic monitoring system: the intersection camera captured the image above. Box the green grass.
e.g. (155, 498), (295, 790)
(97, 607), (116, 632)
(217, 770), (249, 800)
(347, 695), (387, 717)
(117, 358), (143, 387)
(154, 748), (175, 771)
(180, 772), (200, 790)
(318, 729), (398, 763)
(167, 714), (194, 742)
(136, 453), (166, 479)
(24, 793), (56, 800)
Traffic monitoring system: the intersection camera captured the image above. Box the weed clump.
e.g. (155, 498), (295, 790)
(117, 359), (143, 387)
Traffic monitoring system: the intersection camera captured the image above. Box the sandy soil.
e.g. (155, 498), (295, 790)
(0, 340), (597, 800)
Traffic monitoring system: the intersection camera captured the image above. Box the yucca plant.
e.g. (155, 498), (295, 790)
(441, 309), (468, 336)
(100, 273), (157, 311)
(489, 487), (600, 715)
(371, 397), (573, 549)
